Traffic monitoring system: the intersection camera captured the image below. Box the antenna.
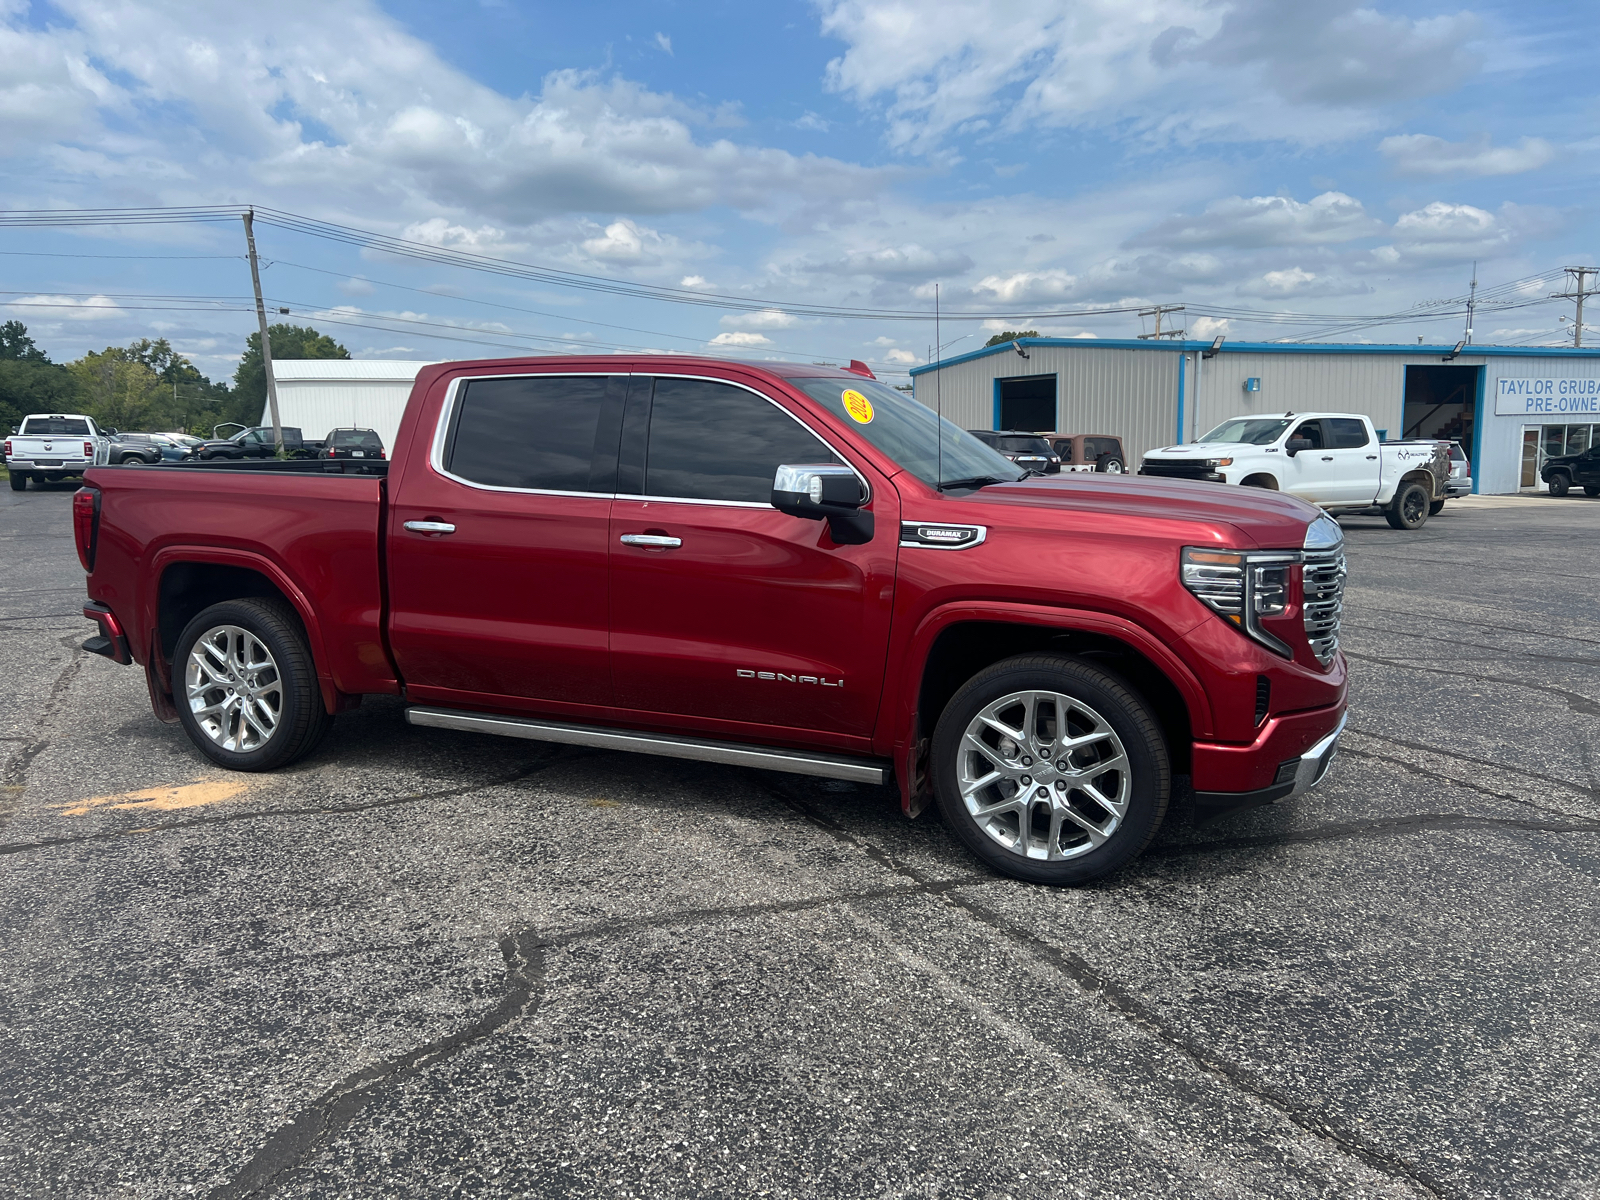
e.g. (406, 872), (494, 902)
(935, 283), (943, 490)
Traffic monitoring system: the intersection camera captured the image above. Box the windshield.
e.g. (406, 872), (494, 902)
(1197, 418), (1293, 446)
(790, 377), (1022, 487)
(21, 417), (91, 436)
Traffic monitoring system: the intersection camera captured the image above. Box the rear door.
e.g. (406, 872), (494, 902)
(386, 372), (625, 718)
(1320, 418), (1379, 503)
(608, 375), (898, 744)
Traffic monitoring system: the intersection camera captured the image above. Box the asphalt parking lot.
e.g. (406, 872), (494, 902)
(3, 481), (1598, 1200)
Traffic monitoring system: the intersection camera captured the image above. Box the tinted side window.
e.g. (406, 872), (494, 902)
(449, 376), (612, 492)
(645, 378), (839, 503)
(1086, 437), (1119, 459)
(1327, 419), (1370, 449)
(1291, 421), (1325, 449)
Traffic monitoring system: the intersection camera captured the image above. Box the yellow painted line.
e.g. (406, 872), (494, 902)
(58, 778), (253, 817)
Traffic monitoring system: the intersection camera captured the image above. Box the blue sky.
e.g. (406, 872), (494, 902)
(0, 0), (1595, 382)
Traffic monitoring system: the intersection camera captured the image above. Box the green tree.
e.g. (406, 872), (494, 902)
(227, 324), (349, 427)
(984, 330), (1039, 347)
(0, 322), (80, 435)
(69, 350), (164, 432)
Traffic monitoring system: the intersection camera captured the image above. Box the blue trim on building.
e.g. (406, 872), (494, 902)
(1176, 352), (1186, 444)
(1471, 365), (1486, 495)
(991, 377), (1002, 429)
(908, 337), (1600, 377)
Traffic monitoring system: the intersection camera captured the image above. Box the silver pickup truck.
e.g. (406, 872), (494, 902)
(6, 413), (112, 490)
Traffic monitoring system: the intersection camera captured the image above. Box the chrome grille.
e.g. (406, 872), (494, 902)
(1302, 547), (1346, 666)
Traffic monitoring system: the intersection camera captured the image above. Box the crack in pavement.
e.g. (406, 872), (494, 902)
(1350, 604), (1600, 649)
(1335, 745), (1596, 819)
(207, 930), (546, 1200)
(1348, 727), (1600, 804)
(1151, 810), (1600, 858)
(1343, 621), (1600, 670)
(1341, 649), (1600, 715)
(752, 775), (1457, 1200)
(0, 753), (569, 857)
(1, 651), (87, 838)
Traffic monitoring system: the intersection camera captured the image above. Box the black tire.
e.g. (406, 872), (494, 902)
(173, 597), (334, 771)
(1585, 485), (1599, 498)
(8, 471), (24, 491)
(930, 653), (1169, 885)
(1428, 499), (1445, 516)
(1384, 480), (1431, 529)
(1097, 458), (1125, 474)
(1548, 472), (1571, 497)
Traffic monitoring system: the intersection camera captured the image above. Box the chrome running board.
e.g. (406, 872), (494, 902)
(405, 706), (888, 784)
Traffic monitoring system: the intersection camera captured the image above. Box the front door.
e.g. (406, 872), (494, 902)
(386, 373), (625, 718)
(1282, 419), (1342, 503)
(608, 375), (898, 745)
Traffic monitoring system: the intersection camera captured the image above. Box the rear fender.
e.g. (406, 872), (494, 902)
(146, 545), (340, 715)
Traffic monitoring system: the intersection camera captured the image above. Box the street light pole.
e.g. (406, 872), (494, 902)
(242, 208), (284, 454)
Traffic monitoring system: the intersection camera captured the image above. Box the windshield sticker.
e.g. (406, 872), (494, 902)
(842, 389), (874, 424)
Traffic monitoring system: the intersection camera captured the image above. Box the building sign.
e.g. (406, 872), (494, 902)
(1495, 377), (1600, 417)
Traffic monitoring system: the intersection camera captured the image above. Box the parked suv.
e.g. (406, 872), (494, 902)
(1543, 443), (1600, 496)
(321, 428), (386, 460)
(965, 430), (1061, 474)
(108, 433), (166, 465)
(1045, 433), (1126, 474)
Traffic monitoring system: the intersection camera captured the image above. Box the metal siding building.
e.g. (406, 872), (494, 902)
(912, 339), (1600, 495)
(261, 360), (435, 450)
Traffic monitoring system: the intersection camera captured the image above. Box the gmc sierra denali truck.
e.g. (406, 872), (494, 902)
(73, 356), (1347, 885)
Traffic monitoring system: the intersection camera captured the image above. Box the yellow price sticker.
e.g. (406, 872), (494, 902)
(842, 388), (874, 424)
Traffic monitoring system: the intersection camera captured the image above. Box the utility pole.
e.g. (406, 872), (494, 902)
(242, 208), (284, 454)
(1552, 266), (1600, 348)
(1137, 304), (1186, 339)
(1464, 261), (1477, 344)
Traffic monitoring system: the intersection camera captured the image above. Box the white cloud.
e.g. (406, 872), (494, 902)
(971, 269), (1084, 304)
(818, 0), (1482, 152)
(337, 276), (375, 296)
(794, 111), (830, 132)
(816, 244), (973, 282)
(709, 330), (772, 346)
(1134, 192), (1384, 249)
(1378, 133), (1556, 177)
(680, 275), (711, 288)
(883, 348), (917, 364)
(719, 308), (799, 330)
(7, 293), (122, 320)
(1190, 316), (1232, 338)
(655, 32), (672, 55)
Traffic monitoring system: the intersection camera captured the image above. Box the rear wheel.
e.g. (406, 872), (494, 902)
(174, 598), (334, 771)
(1428, 499), (1445, 516)
(931, 654), (1169, 885)
(1098, 458), (1125, 474)
(1585, 485), (1600, 498)
(1385, 481), (1431, 530)
(1548, 472), (1571, 497)
(8, 471), (24, 491)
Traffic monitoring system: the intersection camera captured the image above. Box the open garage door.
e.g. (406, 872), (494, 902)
(1403, 364), (1480, 449)
(995, 374), (1056, 431)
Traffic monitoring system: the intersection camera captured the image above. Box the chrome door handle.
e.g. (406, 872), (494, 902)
(403, 520), (456, 535)
(619, 533), (681, 548)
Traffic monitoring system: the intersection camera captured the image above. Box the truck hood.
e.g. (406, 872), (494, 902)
(943, 473), (1321, 551)
(1143, 441), (1259, 458)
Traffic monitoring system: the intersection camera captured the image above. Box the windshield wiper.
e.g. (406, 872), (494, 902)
(936, 474), (1019, 491)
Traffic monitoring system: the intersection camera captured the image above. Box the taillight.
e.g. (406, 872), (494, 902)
(84, 440), (94, 457)
(3, 439), (10, 457)
(72, 487), (100, 571)
(380, 450), (387, 459)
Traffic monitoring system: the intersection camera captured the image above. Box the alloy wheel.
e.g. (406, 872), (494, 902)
(185, 624), (283, 752)
(956, 689), (1131, 861)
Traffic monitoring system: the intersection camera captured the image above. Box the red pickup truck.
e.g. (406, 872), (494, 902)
(74, 355), (1347, 884)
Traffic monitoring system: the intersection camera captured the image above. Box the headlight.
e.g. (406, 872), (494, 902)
(1202, 458), (1233, 468)
(1181, 547), (1296, 658)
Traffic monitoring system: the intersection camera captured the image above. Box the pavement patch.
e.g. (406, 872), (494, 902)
(57, 777), (253, 817)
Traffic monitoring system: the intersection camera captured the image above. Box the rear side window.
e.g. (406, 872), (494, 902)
(644, 378), (839, 503)
(448, 376), (613, 491)
(1327, 419), (1370, 449)
(1085, 437), (1120, 459)
(22, 417), (90, 436)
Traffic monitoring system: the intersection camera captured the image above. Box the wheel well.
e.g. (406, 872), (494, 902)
(1239, 474), (1278, 489)
(157, 562), (292, 660)
(916, 621), (1192, 772)
(1400, 468), (1436, 495)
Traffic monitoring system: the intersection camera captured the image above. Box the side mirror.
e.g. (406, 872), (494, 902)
(772, 463), (873, 545)
(1285, 438), (1313, 457)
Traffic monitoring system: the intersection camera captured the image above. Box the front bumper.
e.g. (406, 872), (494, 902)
(1191, 707), (1346, 822)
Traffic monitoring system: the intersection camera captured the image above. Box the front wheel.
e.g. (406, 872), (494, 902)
(1548, 472), (1571, 497)
(931, 654), (1169, 885)
(1385, 481), (1431, 529)
(1585, 485), (1600, 498)
(173, 598), (334, 771)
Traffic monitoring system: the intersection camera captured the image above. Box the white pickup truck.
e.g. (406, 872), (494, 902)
(5, 413), (112, 491)
(1139, 412), (1451, 530)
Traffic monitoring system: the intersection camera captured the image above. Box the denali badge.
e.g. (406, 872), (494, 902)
(737, 669), (843, 687)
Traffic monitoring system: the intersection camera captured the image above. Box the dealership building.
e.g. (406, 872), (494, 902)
(909, 339), (1600, 494)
